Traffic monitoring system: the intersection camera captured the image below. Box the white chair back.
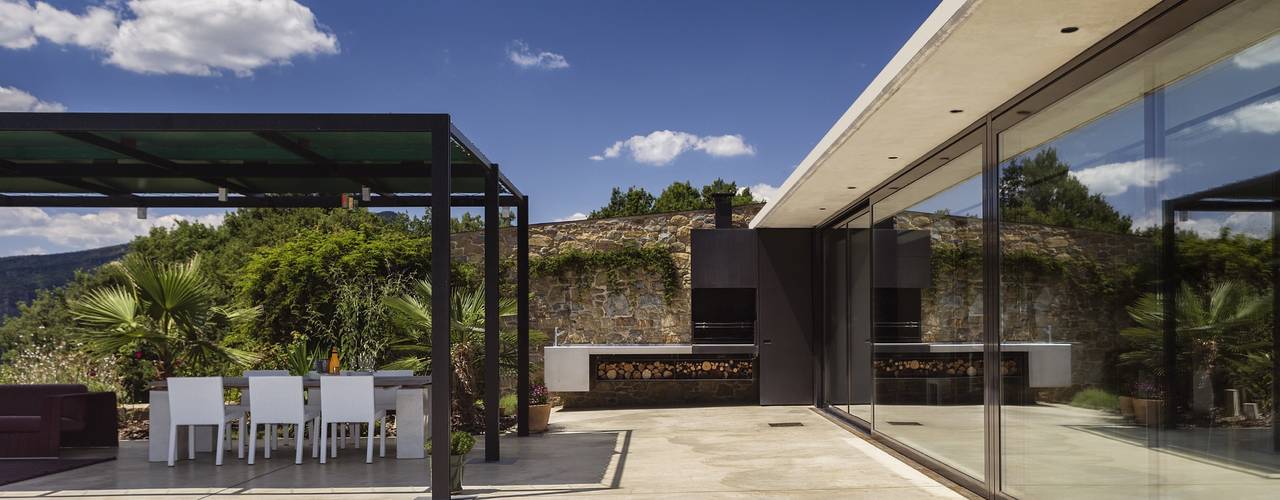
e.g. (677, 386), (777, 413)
(248, 376), (304, 423)
(244, 370), (289, 376)
(167, 377), (225, 425)
(321, 376), (374, 422)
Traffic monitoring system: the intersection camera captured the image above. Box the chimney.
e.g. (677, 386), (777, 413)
(712, 192), (733, 229)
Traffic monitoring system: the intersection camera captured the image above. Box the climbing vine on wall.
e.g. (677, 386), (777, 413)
(929, 241), (1140, 300)
(530, 246), (682, 302)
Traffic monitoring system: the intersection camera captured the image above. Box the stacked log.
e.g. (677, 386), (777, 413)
(595, 358), (753, 381)
(872, 357), (1022, 378)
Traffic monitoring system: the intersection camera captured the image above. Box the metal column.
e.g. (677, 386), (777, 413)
(429, 122), (453, 500)
(517, 195), (531, 436)
(483, 164), (501, 461)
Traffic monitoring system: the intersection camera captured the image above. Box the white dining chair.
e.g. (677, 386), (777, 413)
(247, 376), (319, 464)
(166, 377), (244, 466)
(243, 370), (289, 451)
(319, 376), (386, 463)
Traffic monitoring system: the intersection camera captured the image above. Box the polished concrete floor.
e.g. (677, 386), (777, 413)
(0, 405), (964, 499)
(859, 403), (1280, 500)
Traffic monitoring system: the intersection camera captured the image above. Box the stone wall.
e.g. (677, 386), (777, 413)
(894, 212), (1149, 387)
(452, 204), (763, 347)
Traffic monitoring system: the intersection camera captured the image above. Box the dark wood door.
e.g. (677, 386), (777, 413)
(756, 229), (815, 405)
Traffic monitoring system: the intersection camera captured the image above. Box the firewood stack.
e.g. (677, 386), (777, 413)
(595, 358), (754, 380)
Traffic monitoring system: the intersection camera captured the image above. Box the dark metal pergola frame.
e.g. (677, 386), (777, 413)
(0, 113), (531, 500)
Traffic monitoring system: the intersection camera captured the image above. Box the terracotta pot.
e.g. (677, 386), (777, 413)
(529, 403), (551, 433)
(1133, 398), (1164, 426)
(1118, 396), (1135, 418)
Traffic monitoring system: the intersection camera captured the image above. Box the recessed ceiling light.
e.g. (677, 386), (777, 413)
(888, 156), (899, 159)
(949, 109), (963, 114)
(818, 207), (827, 211)
(939, 157), (951, 161)
(846, 186), (856, 190)
(1015, 110), (1032, 115)
(1061, 26), (1079, 33)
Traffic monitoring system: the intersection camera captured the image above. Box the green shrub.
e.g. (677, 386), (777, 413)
(0, 342), (122, 399)
(427, 431), (476, 456)
(1069, 388), (1119, 411)
(499, 393), (517, 416)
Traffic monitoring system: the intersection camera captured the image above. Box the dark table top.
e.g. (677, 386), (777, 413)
(150, 375), (431, 389)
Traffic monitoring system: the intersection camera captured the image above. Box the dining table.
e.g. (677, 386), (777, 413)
(147, 375), (432, 462)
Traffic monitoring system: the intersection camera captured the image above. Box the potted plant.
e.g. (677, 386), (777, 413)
(1131, 381), (1164, 426)
(427, 431), (475, 493)
(529, 383), (551, 433)
(1118, 393), (1135, 418)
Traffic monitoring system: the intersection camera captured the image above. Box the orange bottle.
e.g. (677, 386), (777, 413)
(327, 347), (340, 374)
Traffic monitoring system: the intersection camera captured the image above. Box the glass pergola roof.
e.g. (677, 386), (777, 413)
(0, 113), (520, 207)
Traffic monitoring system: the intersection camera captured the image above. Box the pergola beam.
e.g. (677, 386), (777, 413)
(55, 131), (259, 195)
(0, 194), (520, 208)
(252, 131), (398, 196)
(0, 159), (138, 200)
(0, 162), (489, 179)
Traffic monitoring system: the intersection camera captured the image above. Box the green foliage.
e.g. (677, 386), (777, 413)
(383, 278), (545, 430)
(1120, 281), (1270, 383)
(1003, 249), (1140, 300)
(283, 333), (323, 376)
(427, 430), (476, 456)
(590, 186), (657, 218)
(1069, 388), (1119, 412)
(530, 246), (681, 302)
(1168, 228), (1273, 291)
(591, 179), (762, 219)
(1000, 148), (1134, 233)
(68, 254), (261, 379)
(499, 393), (518, 416)
(0, 341), (121, 399)
(237, 228), (431, 347)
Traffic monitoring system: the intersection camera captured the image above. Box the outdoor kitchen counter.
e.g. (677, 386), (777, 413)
(547, 345), (697, 392)
(146, 376), (432, 462)
(875, 342), (1072, 388)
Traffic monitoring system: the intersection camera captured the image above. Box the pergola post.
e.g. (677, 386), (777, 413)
(483, 164), (500, 461)
(429, 120), (453, 500)
(517, 195), (531, 436)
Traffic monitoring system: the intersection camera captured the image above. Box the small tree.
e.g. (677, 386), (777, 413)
(69, 254), (261, 379)
(589, 186), (656, 218)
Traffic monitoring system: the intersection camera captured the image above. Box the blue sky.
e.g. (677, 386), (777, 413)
(0, 0), (941, 256)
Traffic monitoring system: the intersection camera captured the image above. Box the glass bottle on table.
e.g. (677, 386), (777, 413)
(327, 347), (340, 374)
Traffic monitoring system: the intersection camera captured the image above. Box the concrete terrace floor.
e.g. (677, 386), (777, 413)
(0, 406), (966, 499)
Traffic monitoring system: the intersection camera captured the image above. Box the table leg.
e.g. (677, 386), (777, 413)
(395, 388), (428, 459)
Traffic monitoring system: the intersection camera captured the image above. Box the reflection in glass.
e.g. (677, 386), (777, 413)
(999, 2), (1280, 497)
(873, 147), (984, 480)
(848, 214), (873, 422)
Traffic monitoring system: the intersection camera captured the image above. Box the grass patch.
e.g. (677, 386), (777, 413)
(1069, 388), (1119, 411)
(499, 393), (518, 416)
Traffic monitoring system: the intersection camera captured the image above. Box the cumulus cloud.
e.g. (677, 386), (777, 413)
(1068, 159), (1179, 197)
(0, 85), (65, 111)
(0, 0), (339, 77)
(1133, 210), (1271, 239)
(1208, 99), (1280, 135)
(590, 130), (756, 166)
(1233, 36), (1280, 70)
(507, 40), (568, 70)
(748, 182), (781, 203)
(553, 212), (587, 222)
(0, 207), (225, 252)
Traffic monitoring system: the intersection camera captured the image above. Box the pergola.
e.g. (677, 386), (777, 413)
(0, 113), (531, 499)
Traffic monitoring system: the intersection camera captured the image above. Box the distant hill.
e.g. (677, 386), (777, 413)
(0, 244), (128, 317)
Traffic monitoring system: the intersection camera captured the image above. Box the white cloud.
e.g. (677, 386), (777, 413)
(748, 182), (781, 203)
(591, 130), (757, 166)
(553, 212), (587, 222)
(507, 40), (568, 70)
(0, 85), (65, 111)
(0, 0), (338, 77)
(1068, 159), (1179, 197)
(4, 245), (47, 257)
(1233, 36), (1280, 70)
(0, 207), (225, 252)
(1208, 99), (1280, 135)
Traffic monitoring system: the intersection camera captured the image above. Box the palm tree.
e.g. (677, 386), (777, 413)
(1120, 280), (1270, 414)
(383, 278), (539, 428)
(69, 254), (261, 379)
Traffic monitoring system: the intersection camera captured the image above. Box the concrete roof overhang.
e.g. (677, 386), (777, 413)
(750, 0), (1162, 228)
